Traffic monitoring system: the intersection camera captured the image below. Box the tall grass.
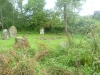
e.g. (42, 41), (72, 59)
(0, 32), (100, 75)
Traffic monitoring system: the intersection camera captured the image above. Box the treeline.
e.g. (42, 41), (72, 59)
(1, 0), (99, 34)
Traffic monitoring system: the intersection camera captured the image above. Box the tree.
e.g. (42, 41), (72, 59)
(93, 11), (100, 21)
(55, 0), (86, 32)
(0, 0), (14, 29)
(23, 0), (47, 31)
(54, 0), (86, 44)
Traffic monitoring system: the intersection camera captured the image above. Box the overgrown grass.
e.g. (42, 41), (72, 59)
(0, 33), (68, 50)
(0, 32), (100, 75)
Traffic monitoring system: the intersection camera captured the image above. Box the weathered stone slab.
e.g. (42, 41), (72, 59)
(9, 26), (17, 37)
(40, 27), (44, 35)
(60, 42), (67, 48)
(14, 37), (30, 49)
(1, 29), (9, 40)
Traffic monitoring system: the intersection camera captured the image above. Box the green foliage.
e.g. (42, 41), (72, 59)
(0, 0), (87, 34)
(23, 0), (46, 30)
(0, 0), (14, 29)
(0, 33), (100, 74)
(55, 0), (86, 32)
(93, 11), (100, 21)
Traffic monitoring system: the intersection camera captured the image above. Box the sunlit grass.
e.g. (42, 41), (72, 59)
(0, 32), (99, 75)
(0, 33), (87, 50)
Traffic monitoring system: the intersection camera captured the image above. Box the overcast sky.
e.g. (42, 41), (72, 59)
(44, 0), (56, 9)
(79, 0), (100, 16)
(45, 0), (100, 16)
(24, 0), (100, 16)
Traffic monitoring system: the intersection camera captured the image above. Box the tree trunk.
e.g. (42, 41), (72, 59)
(64, 2), (71, 44)
(64, 2), (67, 33)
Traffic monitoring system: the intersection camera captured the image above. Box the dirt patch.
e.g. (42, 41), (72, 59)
(36, 37), (62, 40)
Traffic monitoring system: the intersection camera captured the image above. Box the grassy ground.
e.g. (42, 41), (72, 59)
(0, 33), (100, 75)
(0, 33), (87, 50)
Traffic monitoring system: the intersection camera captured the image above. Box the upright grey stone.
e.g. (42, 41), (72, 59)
(14, 37), (30, 49)
(40, 27), (44, 35)
(1, 29), (9, 40)
(60, 42), (67, 48)
(9, 26), (17, 37)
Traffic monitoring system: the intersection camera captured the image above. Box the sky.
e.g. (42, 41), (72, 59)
(44, 0), (56, 9)
(24, 0), (100, 16)
(44, 0), (100, 16)
(79, 0), (100, 16)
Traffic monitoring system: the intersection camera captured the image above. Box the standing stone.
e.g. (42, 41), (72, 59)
(40, 27), (44, 35)
(1, 29), (9, 40)
(14, 37), (30, 49)
(9, 26), (17, 37)
(60, 42), (67, 48)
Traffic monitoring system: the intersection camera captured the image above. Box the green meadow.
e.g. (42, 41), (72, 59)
(0, 32), (100, 75)
(0, 0), (100, 74)
(0, 33), (87, 50)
